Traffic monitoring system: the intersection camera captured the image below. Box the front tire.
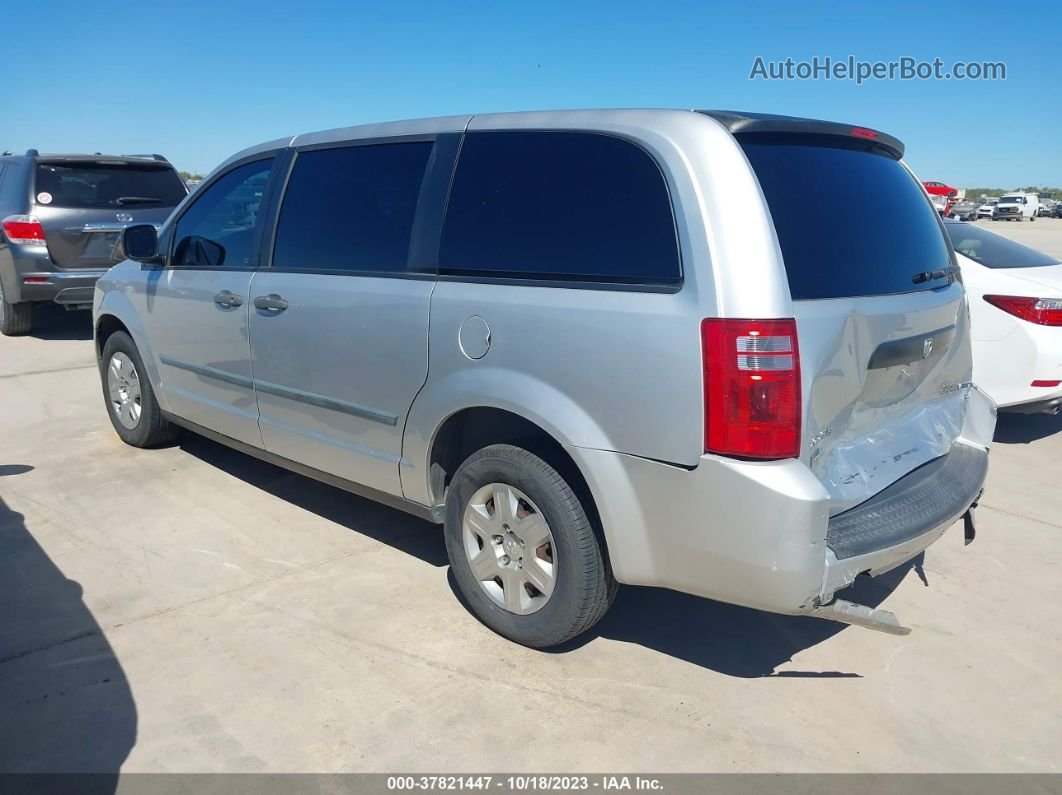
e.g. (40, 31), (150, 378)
(444, 444), (616, 648)
(99, 331), (179, 447)
(0, 283), (32, 336)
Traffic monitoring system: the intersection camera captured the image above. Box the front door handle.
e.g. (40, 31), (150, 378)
(253, 294), (288, 312)
(213, 290), (243, 308)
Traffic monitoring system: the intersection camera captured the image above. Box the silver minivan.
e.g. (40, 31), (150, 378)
(94, 110), (996, 647)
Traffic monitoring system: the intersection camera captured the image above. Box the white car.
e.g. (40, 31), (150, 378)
(977, 201), (998, 219)
(945, 218), (1062, 413)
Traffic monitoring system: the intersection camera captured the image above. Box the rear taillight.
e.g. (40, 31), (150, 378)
(701, 318), (802, 460)
(1, 214), (46, 246)
(984, 295), (1062, 326)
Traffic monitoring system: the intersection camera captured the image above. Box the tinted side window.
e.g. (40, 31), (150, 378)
(272, 142), (433, 274)
(741, 139), (952, 299)
(439, 131), (680, 285)
(172, 159), (273, 268)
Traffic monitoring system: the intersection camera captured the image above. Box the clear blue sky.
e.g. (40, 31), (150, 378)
(5, 0), (1059, 188)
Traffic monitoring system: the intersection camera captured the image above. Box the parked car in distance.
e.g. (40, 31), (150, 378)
(1053, 203), (1062, 219)
(923, 180), (958, 198)
(948, 201), (980, 221)
(94, 109), (995, 647)
(0, 150), (187, 335)
(946, 218), (1062, 414)
(993, 192), (1039, 221)
(977, 199), (999, 219)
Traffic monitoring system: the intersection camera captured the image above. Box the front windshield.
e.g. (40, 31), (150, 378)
(999, 196), (1024, 204)
(946, 222), (1060, 269)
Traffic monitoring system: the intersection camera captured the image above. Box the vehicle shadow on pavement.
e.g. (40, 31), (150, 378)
(178, 434), (449, 567)
(178, 434), (917, 680)
(992, 412), (1062, 444)
(565, 558), (919, 678)
(0, 468), (135, 786)
(27, 305), (93, 341)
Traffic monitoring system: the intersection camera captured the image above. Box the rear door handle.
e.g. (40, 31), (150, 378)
(253, 294), (288, 312)
(213, 290), (243, 308)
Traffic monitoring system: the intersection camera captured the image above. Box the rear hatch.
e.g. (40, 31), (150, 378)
(739, 132), (973, 514)
(32, 158), (186, 269)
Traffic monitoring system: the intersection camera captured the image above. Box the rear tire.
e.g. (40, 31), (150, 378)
(444, 443), (616, 648)
(100, 331), (179, 448)
(0, 283), (33, 336)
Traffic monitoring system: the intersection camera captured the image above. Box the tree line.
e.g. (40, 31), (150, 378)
(966, 186), (1060, 198)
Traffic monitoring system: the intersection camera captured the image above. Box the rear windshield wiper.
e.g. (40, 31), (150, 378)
(911, 265), (960, 284)
(115, 196), (163, 205)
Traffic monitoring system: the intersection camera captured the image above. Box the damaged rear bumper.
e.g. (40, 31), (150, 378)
(567, 390), (995, 636)
(808, 450), (986, 635)
(818, 443), (988, 591)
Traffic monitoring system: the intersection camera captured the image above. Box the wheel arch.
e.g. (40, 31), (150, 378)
(95, 313), (131, 359)
(424, 407), (585, 501)
(422, 405), (612, 575)
(94, 291), (163, 400)
(402, 367), (616, 506)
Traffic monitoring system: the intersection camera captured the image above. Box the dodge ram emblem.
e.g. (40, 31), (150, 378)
(923, 337), (934, 359)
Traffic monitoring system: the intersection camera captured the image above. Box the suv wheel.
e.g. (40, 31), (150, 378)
(100, 331), (179, 447)
(444, 443), (616, 648)
(0, 283), (33, 336)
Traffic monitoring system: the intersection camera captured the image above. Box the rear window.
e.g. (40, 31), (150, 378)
(439, 131), (680, 285)
(34, 162), (186, 209)
(946, 222), (1060, 269)
(740, 139), (953, 300)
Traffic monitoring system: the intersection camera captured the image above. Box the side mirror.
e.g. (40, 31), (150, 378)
(123, 224), (160, 263)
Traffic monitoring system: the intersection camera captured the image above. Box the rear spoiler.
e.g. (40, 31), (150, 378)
(697, 110), (904, 160)
(35, 154), (174, 167)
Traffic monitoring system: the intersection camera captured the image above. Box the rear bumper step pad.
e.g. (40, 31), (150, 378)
(827, 444), (989, 561)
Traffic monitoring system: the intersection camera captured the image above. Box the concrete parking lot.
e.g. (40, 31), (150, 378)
(2, 220), (1062, 774)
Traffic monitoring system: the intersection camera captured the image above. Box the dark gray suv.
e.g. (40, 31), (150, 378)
(0, 150), (186, 335)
